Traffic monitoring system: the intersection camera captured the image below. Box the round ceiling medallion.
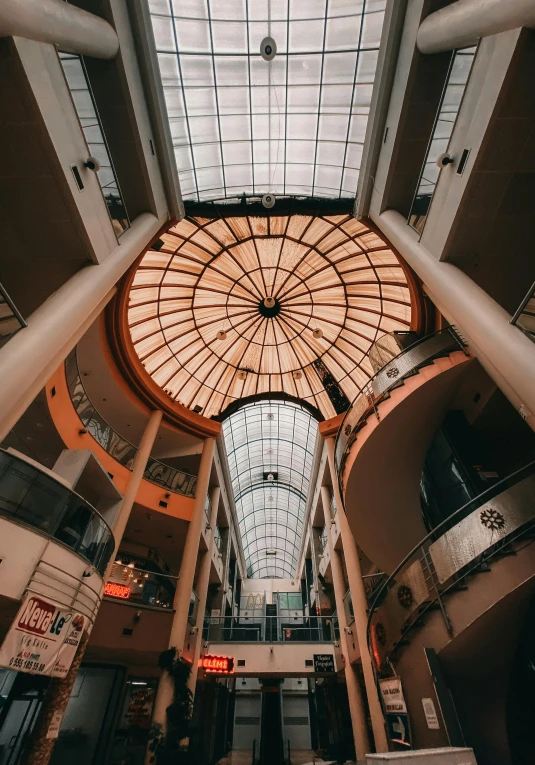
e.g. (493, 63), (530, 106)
(126, 214), (415, 419)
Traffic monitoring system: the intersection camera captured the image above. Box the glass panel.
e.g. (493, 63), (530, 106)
(409, 46), (477, 233)
(150, 1), (387, 200)
(0, 451), (114, 575)
(59, 52), (130, 236)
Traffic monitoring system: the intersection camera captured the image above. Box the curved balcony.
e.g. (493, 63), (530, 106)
(0, 449), (114, 576)
(335, 327), (466, 481)
(366, 460), (535, 670)
(334, 328), (471, 572)
(65, 350), (197, 497)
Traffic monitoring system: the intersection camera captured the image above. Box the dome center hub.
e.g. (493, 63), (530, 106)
(259, 296), (281, 318)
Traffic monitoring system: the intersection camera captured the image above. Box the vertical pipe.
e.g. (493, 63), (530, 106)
(325, 437), (389, 753)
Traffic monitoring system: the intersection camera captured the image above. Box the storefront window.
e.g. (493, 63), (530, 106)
(108, 679), (157, 765)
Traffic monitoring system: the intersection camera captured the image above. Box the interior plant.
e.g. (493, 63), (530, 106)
(148, 648), (194, 765)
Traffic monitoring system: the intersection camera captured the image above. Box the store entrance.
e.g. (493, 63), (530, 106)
(0, 671), (47, 765)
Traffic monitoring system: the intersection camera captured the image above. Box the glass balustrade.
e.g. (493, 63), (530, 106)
(205, 615), (335, 643)
(65, 350), (197, 497)
(105, 552), (176, 610)
(0, 449), (114, 575)
(409, 46), (477, 234)
(58, 52), (129, 236)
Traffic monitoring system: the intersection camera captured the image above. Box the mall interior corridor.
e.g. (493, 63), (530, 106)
(0, 0), (534, 764)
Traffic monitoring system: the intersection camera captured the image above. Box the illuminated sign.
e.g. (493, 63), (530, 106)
(200, 654), (234, 674)
(104, 582), (131, 599)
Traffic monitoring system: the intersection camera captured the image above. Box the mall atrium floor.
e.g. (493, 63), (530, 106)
(0, 1), (534, 764)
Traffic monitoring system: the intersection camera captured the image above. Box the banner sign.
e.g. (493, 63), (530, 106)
(379, 677), (411, 748)
(0, 593), (86, 678)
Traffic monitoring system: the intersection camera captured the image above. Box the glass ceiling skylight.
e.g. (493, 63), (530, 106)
(223, 399), (316, 578)
(127, 213), (413, 419)
(149, 0), (387, 201)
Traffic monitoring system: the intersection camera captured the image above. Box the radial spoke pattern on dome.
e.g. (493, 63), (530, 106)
(149, 0), (387, 201)
(128, 213), (413, 419)
(223, 400), (316, 578)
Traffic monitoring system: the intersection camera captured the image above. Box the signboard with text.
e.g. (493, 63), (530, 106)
(380, 677), (411, 748)
(313, 653), (335, 673)
(0, 593), (86, 678)
(200, 654), (234, 674)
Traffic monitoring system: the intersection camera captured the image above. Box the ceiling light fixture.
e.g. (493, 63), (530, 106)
(216, 330), (227, 341)
(260, 36), (276, 61)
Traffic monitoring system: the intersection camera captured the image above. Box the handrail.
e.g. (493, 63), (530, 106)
(0, 280), (26, 349)
(0, 449), (115, 576)
(335, 326), (467, 482)
(511, 279), (535, 341)
(65, 349), (197, 497)
(366, 459), (535, 668)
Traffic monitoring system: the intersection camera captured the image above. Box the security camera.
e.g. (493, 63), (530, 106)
(260, 37), (277, 62)
(82, 565), (95, 578)
(436, 152), (454, 168)
(262, 194), (275, 209)
(84, 156), (101, 172)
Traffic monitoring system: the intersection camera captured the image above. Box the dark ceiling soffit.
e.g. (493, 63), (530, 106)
(184, 196), (355, 219)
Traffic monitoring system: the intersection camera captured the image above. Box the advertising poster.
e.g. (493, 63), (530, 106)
(0, 593), (86, 678)
(379, 676), (411, 748)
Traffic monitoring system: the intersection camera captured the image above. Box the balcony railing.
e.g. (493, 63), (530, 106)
(205, 615), (336, 643)
(511, 280), (535, 343)
(366, 460), (535, 673)
(0, 449), (114, 576)
(335, 327), (467, 485)
(408, 46), (477, 234)
(58, 52), (129, 237)
(65, 350), (197, 497)
(0, 282), (26, 349)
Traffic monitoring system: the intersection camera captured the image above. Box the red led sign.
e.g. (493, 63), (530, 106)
(200, 654), (234, 674)
(104, 582), (131, 599)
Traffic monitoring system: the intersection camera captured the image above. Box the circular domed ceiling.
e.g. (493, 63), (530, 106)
(127, 213), (415, 419)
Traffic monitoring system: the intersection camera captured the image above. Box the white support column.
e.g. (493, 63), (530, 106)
(417, 0), (535, 54)
(320, 486), (370, 762)
(0, 0), (119, 59)
(374, 209), (535, 429)
(149, 437), (216, 755)
(325, 440), (389, 754)
(105, 409), (163, 575)
(0, 213), (161, 441)
(187, 485), (221, 694)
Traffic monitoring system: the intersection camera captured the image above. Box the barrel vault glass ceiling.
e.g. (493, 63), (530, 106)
(127, 213), (413, 420)
(149, 0), (387, 201)
(223, 399), (316, 578)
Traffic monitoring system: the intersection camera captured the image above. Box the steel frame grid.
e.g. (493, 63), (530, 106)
(150, 0), (386, 202)
(223, 398), (316, 579)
